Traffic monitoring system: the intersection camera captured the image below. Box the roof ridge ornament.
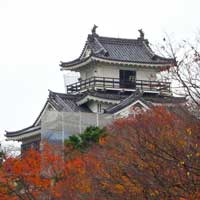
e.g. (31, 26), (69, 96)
(92, 24), (98, 36)
(138, 29), (144, 39)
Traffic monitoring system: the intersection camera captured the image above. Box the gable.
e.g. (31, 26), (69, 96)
(80, 44), (92, 59)
(114, 100), (149, 118)
(33, 102), (56, 126)
(76, 95), (120, 106)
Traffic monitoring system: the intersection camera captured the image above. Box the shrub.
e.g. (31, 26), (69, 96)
(64, 126), (106, 150)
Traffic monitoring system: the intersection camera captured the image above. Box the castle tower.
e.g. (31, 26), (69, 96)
(5, 27), (186, 152)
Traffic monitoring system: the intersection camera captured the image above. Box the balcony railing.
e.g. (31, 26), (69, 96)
(66, 76), (171, 94)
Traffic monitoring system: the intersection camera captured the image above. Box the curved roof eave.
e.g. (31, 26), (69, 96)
(60, 56), (93, 70)
(60, 55), (174, 71)
(5, 125), (41, 138)
(6, 129), (41, 141)
(5, 96), (56, 139)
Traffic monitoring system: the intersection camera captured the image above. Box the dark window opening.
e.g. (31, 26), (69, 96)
(120, 70), (136, 89)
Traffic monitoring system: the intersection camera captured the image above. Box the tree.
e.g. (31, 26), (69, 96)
(0, 144), (97, 200)
(159, 34), (200, 116)
(1, 107), (200, 200)
(0, 144), (4, 166)
(91, 106), (200, 200)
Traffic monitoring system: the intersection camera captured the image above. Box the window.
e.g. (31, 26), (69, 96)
(120, 70), (136, 88)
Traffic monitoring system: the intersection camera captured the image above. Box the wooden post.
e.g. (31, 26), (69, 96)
(150, 81), (152, 91)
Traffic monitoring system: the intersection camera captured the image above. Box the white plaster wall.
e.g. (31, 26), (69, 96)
(78, 63), (159, 81)
(87, 101), (97, 113)
(137, 68), (158, 81)
(95, 64), (119, 78)
(87, 101), (112, 113)
(79, 70), (86, 80)
(101, 102), (112, 111)
(79, 65), (97, 80)
(95, 63), (158, 81)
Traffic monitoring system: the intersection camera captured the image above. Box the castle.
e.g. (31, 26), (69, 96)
(5, 26), (185, 152)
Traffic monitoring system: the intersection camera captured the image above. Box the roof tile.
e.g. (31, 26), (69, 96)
(61, 33), (174, 67)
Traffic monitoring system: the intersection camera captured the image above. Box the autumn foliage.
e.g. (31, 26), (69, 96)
(1, 106), (200, 200)
(0, 144), (96, 200)
(101, 107), (200, 200)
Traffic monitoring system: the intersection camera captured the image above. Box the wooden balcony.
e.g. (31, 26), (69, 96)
(66, 76), (171, 94)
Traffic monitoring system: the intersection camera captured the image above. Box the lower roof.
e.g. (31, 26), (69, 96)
(5, 90), (186, 140)
(105, 92), (186, 114)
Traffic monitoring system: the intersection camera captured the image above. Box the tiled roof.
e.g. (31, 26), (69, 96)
(5, 90), (186, 138)
(106, 92), (186, 114)
(76, 90), (128, 102)
(144, 95), (186, 104)
(105, 91), (152, 114)
(48, 91), (91, 112)
(5, 91), (91, 138)
(87, 35), (172, 64)
(61, 30), (174, 68)
(5, 125), (40, 138)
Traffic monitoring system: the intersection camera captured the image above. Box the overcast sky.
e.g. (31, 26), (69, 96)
(0, 0), (200, 145)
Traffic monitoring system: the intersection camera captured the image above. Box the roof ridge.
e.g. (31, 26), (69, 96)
(142, 40), (155, 58)
(49, 90), (77, 98)
(105, 92), (139, 113)
(91, 35), (151, 46)
(88, 34), (141, 43)
(54, 94), (74, 112)
(93, 37), (108, 55)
